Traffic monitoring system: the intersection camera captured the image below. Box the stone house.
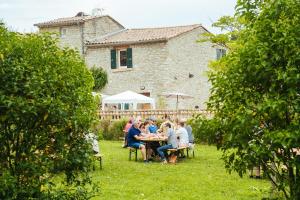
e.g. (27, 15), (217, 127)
(34, 12), (124, 55)
(35, 12), (224, 110)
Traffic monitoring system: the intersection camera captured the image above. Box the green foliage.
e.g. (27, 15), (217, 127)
(190, 115), (222, 144)
(195, 0), (300, 199)
(98, 119), (111, 140)
(198, 15), (245, 50)
(0, 25), (98, 199)
(89, 66), (108, 91)
(108, 119), (127, 140)
(98, 119), (127, 140)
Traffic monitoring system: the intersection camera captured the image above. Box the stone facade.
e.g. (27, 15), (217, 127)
(36, 14), (219, 109)
(37, 16), (124, 55)
(85, 27), (216, 109)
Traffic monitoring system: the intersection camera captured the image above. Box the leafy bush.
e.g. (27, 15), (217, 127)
(90, 67), (108, 91)
(98, 119), (129, 140)
(197, 0), (300, 199)
(108, 119), (127, 140)
(99, 119), (112, 140)
(0, 24), (98, 199)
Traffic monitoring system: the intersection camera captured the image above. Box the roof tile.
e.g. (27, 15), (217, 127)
(87, 24), (202, 46)
(34, 15), (115, 28)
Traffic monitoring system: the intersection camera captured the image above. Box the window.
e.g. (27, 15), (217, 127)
(119, 49), (127, 67)
(111, 48), (132, 69)
(124, 103), (130, 110)
(216, 49), (226, 60)
(60, 28), (67, 38)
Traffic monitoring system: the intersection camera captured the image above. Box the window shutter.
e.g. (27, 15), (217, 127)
(111, 49), (116, 69)
(216, 49), (221, 60)
(127, 48), (132, 68)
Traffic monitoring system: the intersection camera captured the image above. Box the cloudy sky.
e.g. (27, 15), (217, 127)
(0, 0), (237, 33)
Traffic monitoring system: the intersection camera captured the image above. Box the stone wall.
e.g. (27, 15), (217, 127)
(161, 27), (216, 109)
(84, 16), (124, 41)
(85, 42), (169, 96)
(39, 25), (83, 54)
(38, 16), (124, 55)
(85, 27), (217, 109)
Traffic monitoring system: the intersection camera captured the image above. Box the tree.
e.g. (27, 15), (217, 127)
(90, 66), (108, 91)
(193, 0), (300, 199)
(0, 24), (98, 199)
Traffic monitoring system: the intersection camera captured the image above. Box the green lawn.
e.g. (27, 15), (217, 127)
(91, 141), (270, 200)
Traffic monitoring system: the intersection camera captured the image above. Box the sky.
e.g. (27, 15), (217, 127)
(0, 0), (237, 33)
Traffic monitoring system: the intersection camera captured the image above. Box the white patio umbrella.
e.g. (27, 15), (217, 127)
(161, 92), (193, 110)
(102, 90), (155, 110)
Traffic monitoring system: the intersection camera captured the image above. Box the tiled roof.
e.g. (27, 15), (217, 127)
(86, 24), (202, 46)
(34, 14), (124, 28)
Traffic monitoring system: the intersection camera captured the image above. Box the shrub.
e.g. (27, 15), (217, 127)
(190, 115), (222, 145)
(98, 119), (129, 140)
(108, 119), (127, 140)
(99, 119), (112, 140)
(0, 24), (97, 199)
(90, 67), (108, 91)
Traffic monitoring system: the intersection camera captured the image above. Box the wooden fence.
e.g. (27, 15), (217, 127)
(98, 109), (209, 121)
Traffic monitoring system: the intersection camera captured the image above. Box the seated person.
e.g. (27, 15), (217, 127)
(158, 115), (175, 137)
(176, 121), (189, 147)
(85, 132), (100, 154)
(147, 118), (160, 158)
(157, 123), (178, 163)
(184, 120), (195, 148)
(148, 117), (158, 133)
(176, 121), (189, 158)
(140, 120), (150, 135)
(122, 118), (133, 148)
(127, 120), (148, 163)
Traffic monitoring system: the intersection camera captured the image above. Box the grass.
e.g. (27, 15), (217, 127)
(90, 140), (271, 200)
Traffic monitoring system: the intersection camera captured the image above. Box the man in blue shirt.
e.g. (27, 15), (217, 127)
(127, 120), (148, 163)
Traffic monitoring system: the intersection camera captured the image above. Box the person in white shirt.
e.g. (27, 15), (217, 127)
(176, 121), (189, 147)
(85, 132), (100, 154)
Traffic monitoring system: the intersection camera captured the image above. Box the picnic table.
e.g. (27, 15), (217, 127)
(139, 136), (167, 160)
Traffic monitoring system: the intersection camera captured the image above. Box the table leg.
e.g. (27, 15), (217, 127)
(145, 142), (149, 160)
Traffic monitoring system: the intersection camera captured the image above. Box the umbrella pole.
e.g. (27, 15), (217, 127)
(176, 95), (179, 118)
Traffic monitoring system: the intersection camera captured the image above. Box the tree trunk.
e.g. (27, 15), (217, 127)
(294, 155), (300, 200)
(288, 165), (295, 199)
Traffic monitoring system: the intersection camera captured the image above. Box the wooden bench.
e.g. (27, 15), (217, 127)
(167, 146), (195, 159)
(187, 144), (195, 158)
(93, 153), (103, 170)
(128, 147), (138, 161)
